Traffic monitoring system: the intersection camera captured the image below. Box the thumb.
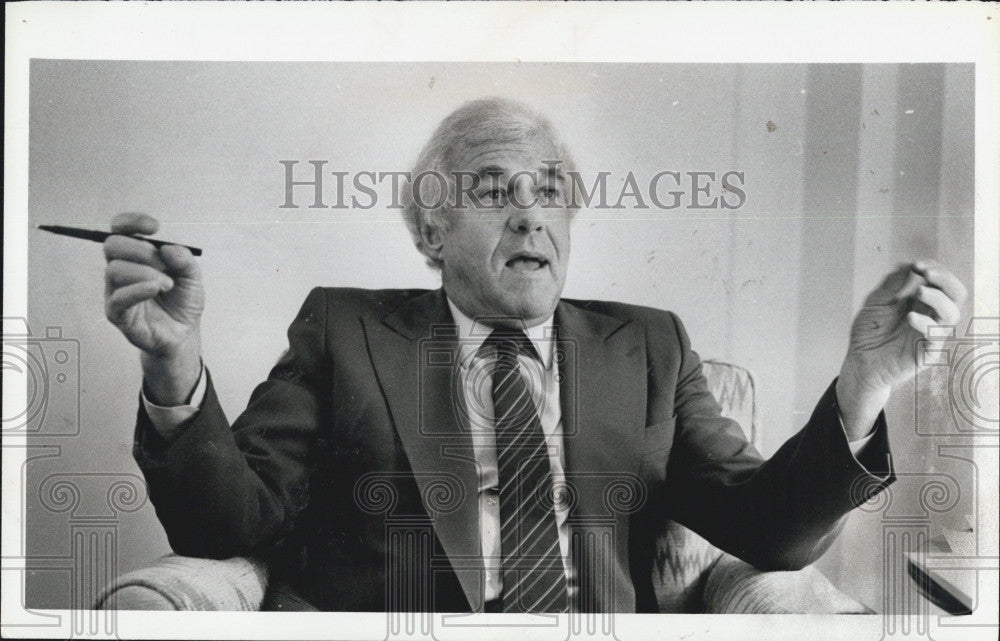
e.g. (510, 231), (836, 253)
(866, 262), (920, 305)
(111, 212), (160, 236)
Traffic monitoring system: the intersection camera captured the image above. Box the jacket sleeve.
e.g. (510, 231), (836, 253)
(133, 287), (330, 559)
(663, 312), (895, 571)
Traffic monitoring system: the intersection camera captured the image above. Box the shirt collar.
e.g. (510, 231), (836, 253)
(446, 297), (555, 369)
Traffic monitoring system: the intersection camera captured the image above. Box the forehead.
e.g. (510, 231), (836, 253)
(446, 130), (564, 176)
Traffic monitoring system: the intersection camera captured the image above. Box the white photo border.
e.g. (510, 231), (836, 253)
(4, 3), (998, 640)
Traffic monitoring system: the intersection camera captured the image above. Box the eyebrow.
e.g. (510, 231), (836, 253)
(474, 165), (506, 182)
(471, 164), (566, 184)
(544, 165), (567, 184)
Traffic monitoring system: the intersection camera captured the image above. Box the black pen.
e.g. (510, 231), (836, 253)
(37, 225), (203, 256)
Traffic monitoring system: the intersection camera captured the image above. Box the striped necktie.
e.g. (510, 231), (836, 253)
(485, 329), (568, 613)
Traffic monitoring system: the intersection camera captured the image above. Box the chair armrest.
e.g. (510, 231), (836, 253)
(654, 521), (725, 613)
(703, 554), (874, 614)
(95, 555), (269, 611)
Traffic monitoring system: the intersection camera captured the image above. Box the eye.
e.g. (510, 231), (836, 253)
(538, 185), (560, 200)
(478, 188), (505, 207)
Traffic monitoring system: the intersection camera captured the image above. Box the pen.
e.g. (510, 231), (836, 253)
(37, 225), (203, 256)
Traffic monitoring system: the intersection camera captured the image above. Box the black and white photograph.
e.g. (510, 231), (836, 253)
(4, 4), (998, 640)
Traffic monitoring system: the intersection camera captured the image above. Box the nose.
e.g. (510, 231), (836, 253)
(508, 207), (545, 234)
(506, 174), (545, 234)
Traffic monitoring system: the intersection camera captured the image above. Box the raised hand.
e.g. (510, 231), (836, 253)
(104, 213), (204, 404)
(836, 260), (967, 440)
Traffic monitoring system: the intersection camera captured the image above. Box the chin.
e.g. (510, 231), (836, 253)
(504, 293), (559, 323)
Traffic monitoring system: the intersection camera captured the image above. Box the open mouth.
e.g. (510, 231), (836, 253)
(505, 253), (550, 272)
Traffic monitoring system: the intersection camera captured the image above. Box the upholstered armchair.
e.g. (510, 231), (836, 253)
(95, 360), (873, 613)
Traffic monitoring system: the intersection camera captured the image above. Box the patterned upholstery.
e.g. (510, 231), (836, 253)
(652, 360), (759, 612)
(97, 360), (869, 613)
(700, 360), (761, 449)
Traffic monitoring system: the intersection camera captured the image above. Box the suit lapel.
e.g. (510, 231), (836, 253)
(557, 300), (647, 485)
(362, 291), (648, 612)
(362, 289), (484, 610)
(556, 300), (647, 611)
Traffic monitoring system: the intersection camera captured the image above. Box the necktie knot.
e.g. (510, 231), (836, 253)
(482, 328), (541, 363)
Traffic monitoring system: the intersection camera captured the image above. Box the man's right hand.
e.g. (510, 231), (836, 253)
(104, 213), (205, 406)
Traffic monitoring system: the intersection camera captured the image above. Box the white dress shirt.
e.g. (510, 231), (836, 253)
(444, 299), (575, 604)
(142, 296), (880, 608)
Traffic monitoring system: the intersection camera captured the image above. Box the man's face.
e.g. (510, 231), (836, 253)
(437, 133), (572, 327)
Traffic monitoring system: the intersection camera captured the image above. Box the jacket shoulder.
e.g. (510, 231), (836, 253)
(306, 287), (433, 319)
(559, 297), (683, 333)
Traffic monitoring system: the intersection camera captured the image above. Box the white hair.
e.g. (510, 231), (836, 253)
(400, 97), (577, 269)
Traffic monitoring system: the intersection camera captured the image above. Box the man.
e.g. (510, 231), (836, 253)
(103, 98), (966, 613)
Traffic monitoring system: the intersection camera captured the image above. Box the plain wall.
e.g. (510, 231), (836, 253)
(25, 62), (974, 610)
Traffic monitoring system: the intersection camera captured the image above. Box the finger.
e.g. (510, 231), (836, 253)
(913, 261), (968, 308)
(106, 281), (165, 322)
(104, 235), (167, 270)
(906, 311), (937, 338)
(914, 284), (961, 326)
(892, 267), (926, 303)
(865, 263), (916, 304)
(105, 260), (174, 291)
(110, 212), (160, 236)
(158, 244), (201, 280)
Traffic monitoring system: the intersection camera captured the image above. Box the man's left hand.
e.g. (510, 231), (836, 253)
(836, 260), (967, 441)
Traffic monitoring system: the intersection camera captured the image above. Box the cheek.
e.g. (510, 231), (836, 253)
(552, 224), (572, 260)
(446, 231), (499, 277)
(447, 218), (504, 250)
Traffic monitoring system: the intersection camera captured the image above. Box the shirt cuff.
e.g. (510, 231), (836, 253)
(839, 414), (887, 479)
(141, 364), (208, 441)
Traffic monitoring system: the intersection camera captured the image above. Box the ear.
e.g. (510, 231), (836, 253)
(419, 220), (445, 262)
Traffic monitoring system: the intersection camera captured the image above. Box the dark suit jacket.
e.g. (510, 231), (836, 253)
(133, 287), (894, 612)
